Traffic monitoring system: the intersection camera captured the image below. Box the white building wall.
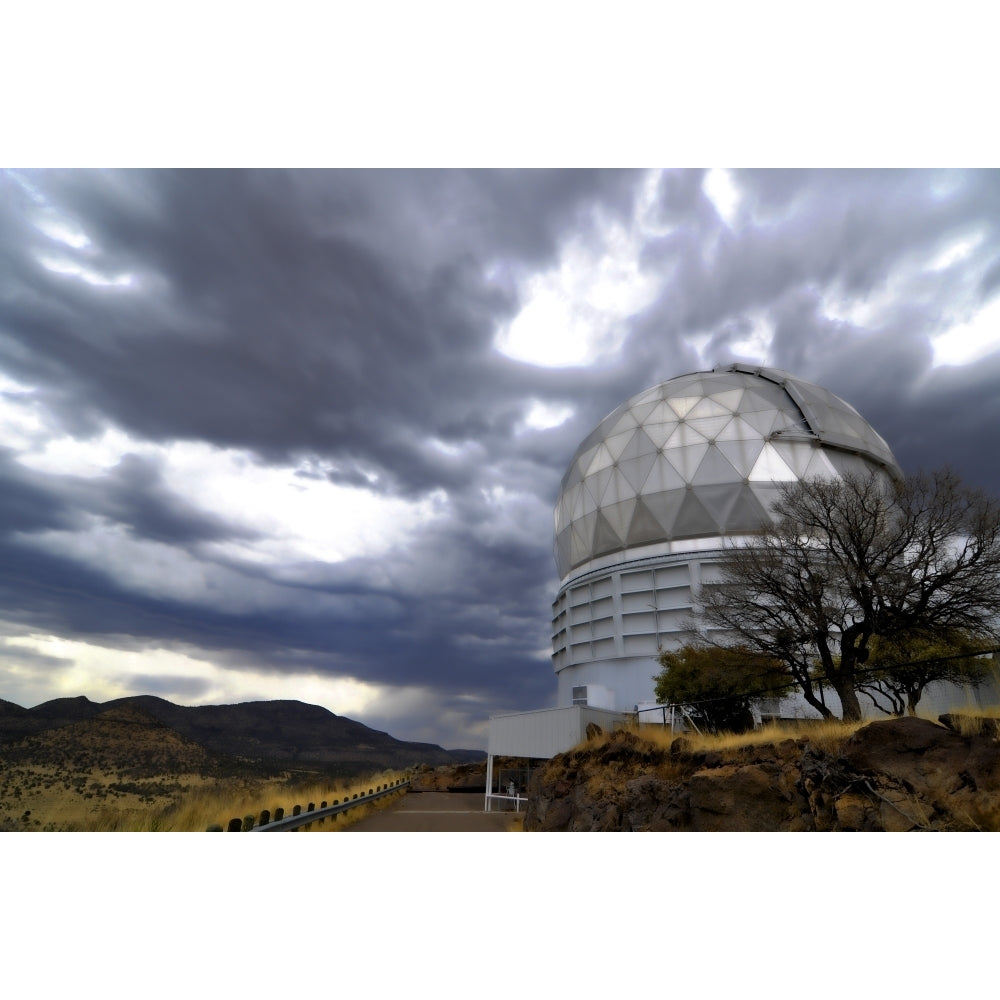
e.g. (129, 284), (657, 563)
(552, 542), (724, 711)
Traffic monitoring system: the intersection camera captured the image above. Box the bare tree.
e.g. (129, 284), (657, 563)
(698, 468), (1000, 721)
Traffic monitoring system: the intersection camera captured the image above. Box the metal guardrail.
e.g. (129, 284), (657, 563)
(209, 778), (411, 832)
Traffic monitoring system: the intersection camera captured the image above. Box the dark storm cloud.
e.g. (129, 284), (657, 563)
(96, 452), (261, 546)
(0, 169), (636, 497)
(2, 168), (999, 744)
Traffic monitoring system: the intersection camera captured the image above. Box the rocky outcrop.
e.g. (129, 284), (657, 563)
(524, 716), (1000, 832)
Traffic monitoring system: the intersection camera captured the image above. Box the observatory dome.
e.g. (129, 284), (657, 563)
(554, 363), (901, 581)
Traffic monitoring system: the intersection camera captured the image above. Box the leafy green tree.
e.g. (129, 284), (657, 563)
(699, 468), (1000, 721)
(653, 644), (792, 733)
(858, 630), (997, 717)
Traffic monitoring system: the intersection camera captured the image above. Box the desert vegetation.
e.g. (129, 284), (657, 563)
(0, 764), (409, 831)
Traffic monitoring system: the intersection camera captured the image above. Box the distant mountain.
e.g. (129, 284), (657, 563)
(1, 704), (219, 777)
(0, 695), (484, 778)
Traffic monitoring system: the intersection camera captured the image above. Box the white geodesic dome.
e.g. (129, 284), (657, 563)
(554, 363), (901, 580)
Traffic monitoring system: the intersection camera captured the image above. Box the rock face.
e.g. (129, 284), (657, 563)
(524, 717), (1000, 832)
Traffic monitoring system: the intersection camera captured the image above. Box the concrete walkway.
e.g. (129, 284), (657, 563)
(344, 790), (520, 832)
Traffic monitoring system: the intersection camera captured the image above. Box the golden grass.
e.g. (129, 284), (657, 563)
(187, 770), (409, 832)
(933, 706), (1000, 738)
(615, 717), (870, 755)
(22, 769), (410, 831)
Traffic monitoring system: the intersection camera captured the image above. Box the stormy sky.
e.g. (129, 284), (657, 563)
(2, 167), (998, 748)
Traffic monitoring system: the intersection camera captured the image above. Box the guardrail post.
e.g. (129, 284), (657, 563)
(274, 807), (284, 822)
(292, 804), (302, 816)
(227, 817), (242, 831)
(242, 815), (255, 831)
(259, 809), (271, 826)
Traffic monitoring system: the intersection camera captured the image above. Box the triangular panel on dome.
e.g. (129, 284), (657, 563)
(561, 459), (584, 491)
(585, 465), (614, 507)
(567, 484), (588, 520)
(573, 443), (600, 479)
(571, 511), (598, 565)
(803, 448), (838, 479)
(626, 496), (671, 547)
(605, 430), (635, 461)
(645, 400), (677, 425)
(771, 408), (809, 434)
(642, 457), (688, 494)
(631, 386), (663, 407)
(687, 414), (733, 441)
(742, 384), (788, 410)
(740, 407), (781, 438)
(690, 444), (742, 486)
(725, 483), (772, 532)
(603, 497), (637, 543)
(748, 482), (783, 520)
(714, 415), (761, 442)
(688, 396), (730, 419)
(709, 388), (744, 412)
(555, 529), (572, 574)
(600, 467), (637, 507)
(619, 451), (659, 493)
(748, 443), (798, 482)
(664, 441), (710, 482)
(619, 427), (657, 462)
(643, 489), (688, 538)
(694, 482), (743, 531)
(592, 510), (625, 558)
(608, 410), (640, 436)
(629, 400), (662, 425)
(643, 422), (678, 449)
(668, 395), (702, 418)
(716, 438), (765, 478)
(663, 422), (708, 450)
(671, 490), (718, 538)
(772, 440), (817, 479)
(554, 494), (569, 533)
(586, 443), (615, 476)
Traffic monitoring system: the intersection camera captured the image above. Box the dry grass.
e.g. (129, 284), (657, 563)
(182, 770), (408, 832)
(614, 717), (870, 755)
(3, 768), (410, 831)
(934, 706), (1000, 738)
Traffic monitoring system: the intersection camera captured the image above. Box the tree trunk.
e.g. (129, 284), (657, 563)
(830, 675), (864, 721)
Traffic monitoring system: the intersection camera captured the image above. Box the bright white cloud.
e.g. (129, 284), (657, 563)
(36, 252), (134, 288)
(492, 171), (664, 368)
(19, 429), (449, 567)
(520, 399), (573, 432)
(932, 294), (1000, 367)
(35, 211), (92, 250)
(703, 168), (741, 227)
(926, 231), (984, 272)
(729, 310), (774, 359)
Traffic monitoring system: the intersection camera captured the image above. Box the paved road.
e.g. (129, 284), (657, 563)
(344, 790), (520, 832)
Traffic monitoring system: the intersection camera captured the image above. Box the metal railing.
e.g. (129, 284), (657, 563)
(208, 778), (411, 832)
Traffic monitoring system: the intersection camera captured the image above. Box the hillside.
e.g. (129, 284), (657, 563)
(0, 694), (484, 775)
(525, 715), (1000, 832)
(0, 694), (485, 831)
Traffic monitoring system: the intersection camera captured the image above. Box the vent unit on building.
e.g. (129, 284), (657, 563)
(571, 684), (614, 710)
